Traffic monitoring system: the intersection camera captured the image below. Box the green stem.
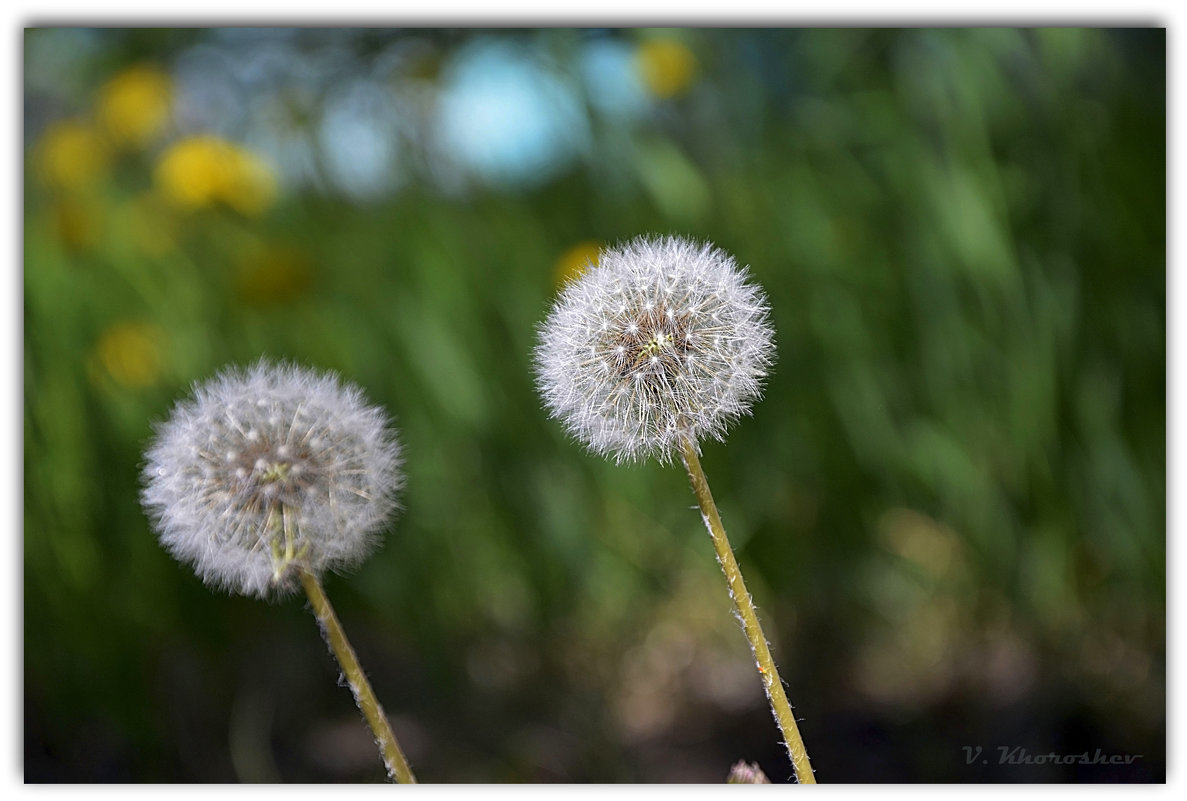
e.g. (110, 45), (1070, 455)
(679, 436), (816, 784)
(299, 568), (418, 784)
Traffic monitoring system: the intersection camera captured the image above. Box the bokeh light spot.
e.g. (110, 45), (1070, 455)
(635, 37), (698, 98)
(36, 120), (111, 190)
(154, 135), (277, 215)
(94, 321), (165, 388)
(96, 64), (173, 149)
(553, 240), (602, 287)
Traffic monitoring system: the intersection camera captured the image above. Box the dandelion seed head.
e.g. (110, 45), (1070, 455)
(140, 360), (402, 598)
(534, 235), (775, 463)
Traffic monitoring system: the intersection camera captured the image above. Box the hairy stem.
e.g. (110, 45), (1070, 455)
(679, 436), (815, 784)
(299, 568), (417, 784)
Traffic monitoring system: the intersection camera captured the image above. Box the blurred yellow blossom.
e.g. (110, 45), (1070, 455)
(50, 197), (103, 252)
(154, 136), (277, 215)
(235, 241), (314, 305)
(35, 119), (112, 190)
(553, 240), (602, 287)
(122, 191), (178, 257)
(96, 64), (173, 149)
(94, 321), (164, 388)
(636, 38), (698, 98)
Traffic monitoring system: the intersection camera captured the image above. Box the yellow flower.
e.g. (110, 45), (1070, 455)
(235, 241), (313, 305)
(35, 119), (111, 190)
(553, 240), (602, 287)
(122, 191), (178, 257)
(96, 64), (173, 149)
(154, 136), (277, 215)
(51, 197), (103, 252)
(635, 37), (698, 98)
(94, 321), (164, 388)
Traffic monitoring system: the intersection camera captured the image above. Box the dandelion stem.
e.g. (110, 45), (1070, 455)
(299, 568), (417, 784)
(679, 436), (815, 784)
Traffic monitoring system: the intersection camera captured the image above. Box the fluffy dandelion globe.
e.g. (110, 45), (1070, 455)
(535, 237), (815, 782)
(141, 360), (402, 598)
(535, 235), (776, 463)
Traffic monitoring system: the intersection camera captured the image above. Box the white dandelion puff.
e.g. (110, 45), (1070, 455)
(534, 235), (775, 463)
(141, 360), (402, 599)
(533, 236), (814, 781)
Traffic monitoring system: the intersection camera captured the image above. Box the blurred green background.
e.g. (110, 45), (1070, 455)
(23, 28), (1164, 783)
